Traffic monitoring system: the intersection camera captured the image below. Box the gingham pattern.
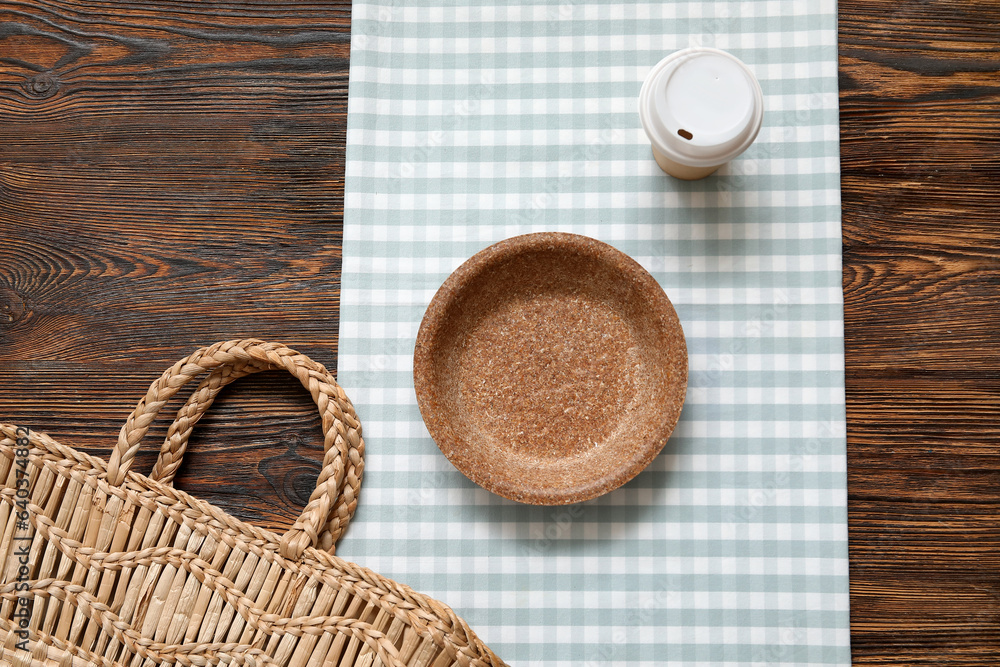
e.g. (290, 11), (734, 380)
(338, 1), (848, 665)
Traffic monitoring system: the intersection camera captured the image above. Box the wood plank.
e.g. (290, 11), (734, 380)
(840, 0), (1000, 663)
(0, 0), (353, 535)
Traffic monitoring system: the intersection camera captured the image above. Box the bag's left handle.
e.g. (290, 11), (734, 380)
(106, 339), (364, 560)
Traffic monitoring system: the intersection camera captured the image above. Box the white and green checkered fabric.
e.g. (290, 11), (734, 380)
(338, 1), (848, 665)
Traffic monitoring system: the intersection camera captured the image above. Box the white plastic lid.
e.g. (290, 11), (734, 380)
(639, 48), (764, 168)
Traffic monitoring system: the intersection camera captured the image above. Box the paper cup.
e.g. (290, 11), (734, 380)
(639, 47), (764, 180)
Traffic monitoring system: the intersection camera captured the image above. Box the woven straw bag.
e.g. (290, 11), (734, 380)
(0, 339), (505, 667)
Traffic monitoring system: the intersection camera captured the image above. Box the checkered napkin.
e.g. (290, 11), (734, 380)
(338, 1), (849, 664)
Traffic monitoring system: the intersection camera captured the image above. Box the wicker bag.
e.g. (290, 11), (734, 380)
(0, 339), (505, 667)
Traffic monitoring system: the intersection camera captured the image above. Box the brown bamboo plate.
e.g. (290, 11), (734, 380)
(413, 232), (688, 505)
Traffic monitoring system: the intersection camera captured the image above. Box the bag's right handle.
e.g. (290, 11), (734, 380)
(106, 339), (364, 559)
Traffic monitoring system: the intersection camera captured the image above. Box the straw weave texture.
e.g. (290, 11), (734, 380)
(0, 340), (505, 667)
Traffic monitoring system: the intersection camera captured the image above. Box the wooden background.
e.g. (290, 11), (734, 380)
(1, 0), (997, 663)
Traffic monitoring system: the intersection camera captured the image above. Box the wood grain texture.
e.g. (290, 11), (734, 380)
(840, 0), (1000, 664)
(1, 0), (998, 664)
(0, 0), (352, 531)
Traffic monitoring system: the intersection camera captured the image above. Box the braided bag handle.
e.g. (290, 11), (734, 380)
(150, 356), (257, 485)
(145, 356), (364, 553)
(106, 339), (364, 560)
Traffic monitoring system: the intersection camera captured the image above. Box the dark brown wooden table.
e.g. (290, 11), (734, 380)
(1, 1), (997, 663)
